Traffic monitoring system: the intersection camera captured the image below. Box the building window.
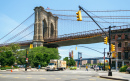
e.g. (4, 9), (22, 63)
(118, 35), (121, 39)
(125, 42), (128, 47)
(118, 42), (121, 47)
(118, 52), (121, 59)
(125, 35), (128, 39)
(124, 52), (128, 59)
(112, 35), (115, 40)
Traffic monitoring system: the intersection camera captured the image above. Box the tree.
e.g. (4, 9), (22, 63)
(63, 57), (69, 66)
(29, 47), (61, 67)
(0, 43), (20, 66)
(0, 51), (15, 67)
(16, 46), (61, 67)
(69, 57), (76, 66)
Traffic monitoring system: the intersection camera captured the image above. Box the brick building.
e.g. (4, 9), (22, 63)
(111, 28), (130, 68)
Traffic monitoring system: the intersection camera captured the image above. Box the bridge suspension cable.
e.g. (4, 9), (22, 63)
(3, 23), (34, 44)
(0, 13), (34, 41)
(16, 31), (34, 42)
(46, 9), (130, 12)
(53, 14), (130, 19)
(58, 18), (130, 24)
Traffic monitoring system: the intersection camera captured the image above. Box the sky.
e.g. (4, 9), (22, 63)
(0, 0), (130, 60)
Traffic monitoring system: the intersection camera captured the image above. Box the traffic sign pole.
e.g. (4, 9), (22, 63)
(108, 26), (112, 76)
(104, 48), (106, 71)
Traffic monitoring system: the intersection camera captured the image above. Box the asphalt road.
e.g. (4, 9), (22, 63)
(0, 68), (116, 81)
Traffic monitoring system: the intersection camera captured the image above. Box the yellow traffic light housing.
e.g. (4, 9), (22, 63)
(30, 44), (33, 49)
(112, 52), (116, 58)
(104, 37), (108, 45)
(111, 44), (115, 52)
(76, 10), (82, 21)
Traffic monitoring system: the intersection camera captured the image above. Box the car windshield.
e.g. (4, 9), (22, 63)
(48, 63), (54, 65)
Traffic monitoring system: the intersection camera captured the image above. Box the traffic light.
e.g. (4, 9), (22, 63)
(104, 37), (108, 45)
(111, 44), (115, 52)
(112, 52), (116, 58)
(30, 44), (33, 49)
(105, 60), (108, 62)
(76, 10), (82, 21)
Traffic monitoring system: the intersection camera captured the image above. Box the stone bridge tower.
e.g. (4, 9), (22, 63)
(33, 6), (58, 47)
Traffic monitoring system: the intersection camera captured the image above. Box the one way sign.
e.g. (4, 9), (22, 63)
(107, 52), (112, 58)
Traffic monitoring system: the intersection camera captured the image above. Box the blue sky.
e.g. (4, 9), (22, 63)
(0, 0), (130, 60)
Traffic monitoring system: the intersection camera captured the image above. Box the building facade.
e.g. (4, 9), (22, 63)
(111, 28), (130, 68)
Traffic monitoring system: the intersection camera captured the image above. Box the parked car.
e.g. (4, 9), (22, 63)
(94, 66), (99, 71)
(126, 67), (130, 73)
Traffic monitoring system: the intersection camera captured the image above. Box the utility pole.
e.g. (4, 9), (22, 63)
(25, 49), (28, 71)
(108, 26), (112, 76)
(77, 5), (112, 76)
(104, 48), (106, 71)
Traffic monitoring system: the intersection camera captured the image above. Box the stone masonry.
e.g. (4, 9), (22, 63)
(33, 6), (58, 47)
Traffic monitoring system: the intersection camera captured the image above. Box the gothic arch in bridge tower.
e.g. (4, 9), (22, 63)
(33, 6), (58, 47)
(43, 19), (48, 39)
(50, 23), (55, 38)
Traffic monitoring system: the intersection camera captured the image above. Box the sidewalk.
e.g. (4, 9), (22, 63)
(98, 70), (130, 81)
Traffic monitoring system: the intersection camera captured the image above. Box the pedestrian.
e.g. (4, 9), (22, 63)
(86, 65), (88, 71)
(38, 64), (41, 69)
(12, 65), (13, 69)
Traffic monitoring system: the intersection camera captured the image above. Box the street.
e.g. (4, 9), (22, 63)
(0, 68), (116, 81)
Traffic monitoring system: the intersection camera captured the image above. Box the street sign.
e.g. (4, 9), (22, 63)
(107, 52), (112, 58)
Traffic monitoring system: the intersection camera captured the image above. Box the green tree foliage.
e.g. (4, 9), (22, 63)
(17, 46), (60, 67)
(63, 57), (76, 66)
(0, 43), (20, 67)
(16, 50), (26, 65)
(0, 51), (15, 67)
(69, 57), (76, 66)
(63, 57), (69, 66)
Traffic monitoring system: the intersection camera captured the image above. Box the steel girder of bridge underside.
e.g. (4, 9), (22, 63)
(44, 35), (104, 47)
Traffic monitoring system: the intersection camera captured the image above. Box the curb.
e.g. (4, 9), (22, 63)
(100, 76), (129, 81)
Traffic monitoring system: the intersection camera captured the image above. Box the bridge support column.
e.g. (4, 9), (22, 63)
(33, 7), (44, 47)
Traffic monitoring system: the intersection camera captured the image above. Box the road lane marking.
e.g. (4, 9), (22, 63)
(89, 79), (96, 80)
(40, 78), (46, 79)
(0, 74), (2, 76)
(13, 77), (19, 78)
(55, 78), (61, 79)
(26, 77), (32, 78)
(2, 76), (6, 78)
(71, 78), (78, 80)
(40, 75), (43, 76)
